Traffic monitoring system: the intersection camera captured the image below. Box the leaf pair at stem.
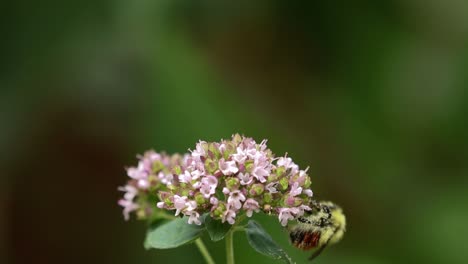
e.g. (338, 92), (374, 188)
(145, 215), (293, 263)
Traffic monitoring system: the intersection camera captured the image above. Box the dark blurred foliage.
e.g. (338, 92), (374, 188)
(1, 0), (468, 263)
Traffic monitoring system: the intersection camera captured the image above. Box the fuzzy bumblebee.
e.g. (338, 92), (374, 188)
(288, 201), (346, 261)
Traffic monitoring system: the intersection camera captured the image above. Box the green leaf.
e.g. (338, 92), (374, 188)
(144, 218), (168, 250)
(204, 214), (232, 241)
(245, 220), (293, 264)
(145, 217), (205, 249)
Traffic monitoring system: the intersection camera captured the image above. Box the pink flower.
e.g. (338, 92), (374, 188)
(238, 172), (253, 185)
(243, 198), (260, 217)
(299, 204), (312, 213)
(258, 139), (268, 151)
(277, 156), (299, 175)
(303, 189), (313, 197)
(278, 207), (300, 226)
(227, 190), (246, 210)
(173, 195), (188, 216)
(118, 199), (139, 221)
(251, 166), (269, 182)
(232, 147), (248, 163)
(191, 140), (206, 158)
(289, 182), (303, 197)
(137, 179), (149, 189)
(293, 169), (309, 186)
(127, 164), (147, 180)
(251, 156), (271, 183)
(200, 175), (218, 198)
(222, 206), (237, 224)
(158, 171), (174, 185)
(185, 200), (197, 212)
(118, 185), (138, 201)
(178, 171), (192, 183)
(266, 182), (278, 193)
(191, 169), (204, 180)
(219, 142), (226, 153)
(210, 197), (219, 205)
(187, 211), (201, 225)
(192, 181), (201, 189)
(119, 134), (315, 224)
(219, 158), (239, 175)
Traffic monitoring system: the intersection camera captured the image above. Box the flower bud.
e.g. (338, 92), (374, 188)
(226, 177), (240, 190)
(159, 191), (172, 202)
(180, 189), (190, 197)
(249, 183), (265, 196)
(303, 176), (312, 188)
(232, 133), (242, 144)
(152, 160), (164, 173)
(275, 166), (286, 177)
(285, 196), (303, 207)
(263, 193), (273, 203)
(267, 173), (279, 182)
(222, 142), (237, 159)
(278, 177), (289, 191)
(208, 143), (221, 159)
(204, 158), (218, 174)
(195, 192), (206, 205)
(213, 202), (227, 218)
(172, 165), (182, 176)
(200, 141), (209, 152)
(245, 160), (254, 173)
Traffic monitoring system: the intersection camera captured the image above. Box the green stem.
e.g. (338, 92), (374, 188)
(226, 230), (235, 264)
(195, 238), (216, 264)
(233, 226), (245, 232)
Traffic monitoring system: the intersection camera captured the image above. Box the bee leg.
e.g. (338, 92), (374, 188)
(308, 244), (327, 261)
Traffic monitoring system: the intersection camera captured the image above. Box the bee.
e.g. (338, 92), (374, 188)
(288, 201), (346, 261)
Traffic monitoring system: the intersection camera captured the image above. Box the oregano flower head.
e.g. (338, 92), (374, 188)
(119, 134), (314, 226)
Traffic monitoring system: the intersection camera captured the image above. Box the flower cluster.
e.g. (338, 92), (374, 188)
(118, 151), (186, 220)
(119, 134), (314, 226)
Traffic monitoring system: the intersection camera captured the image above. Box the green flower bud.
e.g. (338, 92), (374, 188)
(249, 183), (265, 196)
(226, 177), (240, 190)
(172, 165), (182, 175)
(232, 134), (242, 144)
(208, 143), (221, 159)
(263, 193), (273, 203)
(195, 193), (206, 205)
(245, 160), (254, 173)
(213, 202), (226, 218)
(180, 189), (190, 197)
(275, 166), (286, 177)
(201, 142), (209, 152)
(148, 175), (158, 185)
(304, 176), (312, 188)
(204, 158), (218, 174)
(223, 142), (237, 160)
(279, 177), (289, 191)
(268, 172), (279, 182)
(152, 160), (164, 173)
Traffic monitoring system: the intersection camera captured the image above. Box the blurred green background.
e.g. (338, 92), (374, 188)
(2, 1), (468, 263)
